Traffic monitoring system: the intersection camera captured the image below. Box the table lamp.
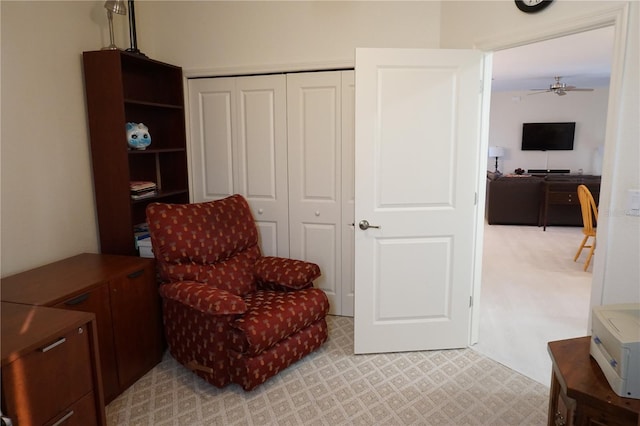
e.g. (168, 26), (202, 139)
(103, 0), (127, 50)
(488, 146), (505, 174)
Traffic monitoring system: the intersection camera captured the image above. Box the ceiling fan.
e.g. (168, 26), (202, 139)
(529, 76), (594, 96)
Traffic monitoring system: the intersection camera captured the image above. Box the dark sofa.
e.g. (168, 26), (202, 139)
(486, 175), (543, 225)
(485, 173), (601, 226)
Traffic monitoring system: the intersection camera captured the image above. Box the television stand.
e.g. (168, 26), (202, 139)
(528, 169), (570, 174)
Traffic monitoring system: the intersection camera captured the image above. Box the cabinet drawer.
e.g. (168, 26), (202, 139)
(548, 192), (578, 205)
(54, 284), (119, 403)
(2, 324), (93, 426)
(44, 391), (97, 426)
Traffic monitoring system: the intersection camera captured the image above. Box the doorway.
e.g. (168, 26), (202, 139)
(474, 26), (615, 385)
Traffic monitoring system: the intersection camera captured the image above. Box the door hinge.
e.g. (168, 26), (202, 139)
(474, 192), (478, 205)
(469, 296), (473, 307)
(480, 80), (484, 93)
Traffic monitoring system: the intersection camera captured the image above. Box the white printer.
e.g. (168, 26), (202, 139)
(590, 303), (640, 399)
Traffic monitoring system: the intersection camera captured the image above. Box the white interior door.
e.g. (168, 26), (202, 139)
(341, 71), (356, 317)
(187, 75), (289, 257)
(354, 48), (485, 353)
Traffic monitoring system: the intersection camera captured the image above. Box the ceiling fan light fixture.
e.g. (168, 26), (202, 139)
(529, 76), (594, 96)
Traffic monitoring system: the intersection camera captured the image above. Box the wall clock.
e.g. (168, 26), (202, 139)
(514, 0), (554, 14)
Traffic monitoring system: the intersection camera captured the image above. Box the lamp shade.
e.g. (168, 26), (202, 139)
(488, 146), (505, 158)
(104, 0), (126, 15)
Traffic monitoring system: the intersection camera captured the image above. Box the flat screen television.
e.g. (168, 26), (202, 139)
(521, 122), (576, 151)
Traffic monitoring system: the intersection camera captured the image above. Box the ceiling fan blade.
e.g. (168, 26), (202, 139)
(527, 90), (551, 96)
(566, 88), (594, 92)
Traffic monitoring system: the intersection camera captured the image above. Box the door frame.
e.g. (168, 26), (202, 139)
(471, 4), (629, 341)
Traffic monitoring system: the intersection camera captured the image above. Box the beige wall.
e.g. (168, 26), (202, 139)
(1, 1), (107, 275)
(488, 88), (609, 175)
(2, 1), (638, 308)
(440, 0), (640, 305)
(0, 1), (441, 276)
(136, 1), (441, 71)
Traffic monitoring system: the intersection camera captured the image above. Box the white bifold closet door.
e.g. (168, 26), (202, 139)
(286, 71), (354, 317)
(188, 75), (289, 258)
(187, 71), (354, 316)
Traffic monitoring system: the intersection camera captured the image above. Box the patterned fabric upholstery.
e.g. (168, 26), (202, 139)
(229, 289), (329, 355)
(147, 195), (261, 296)
(255, 257), (321, 290)
(147, 194), (330, 390)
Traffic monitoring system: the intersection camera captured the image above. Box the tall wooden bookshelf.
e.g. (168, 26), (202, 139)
(83, 50), (189, 255)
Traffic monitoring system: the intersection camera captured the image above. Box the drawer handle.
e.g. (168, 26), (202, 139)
(51, 410), (74, 426)
(40, 337), (66, 353)
(554, 411), (566, 426)
(64, 293), (89, 305)
(128, 269), (144, 279)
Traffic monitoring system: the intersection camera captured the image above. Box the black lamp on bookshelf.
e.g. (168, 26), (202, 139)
(126, 0), (146, 57)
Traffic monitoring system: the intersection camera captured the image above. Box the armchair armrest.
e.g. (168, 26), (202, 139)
(159, 281), (247, 315)
(254, 256), (321, 291)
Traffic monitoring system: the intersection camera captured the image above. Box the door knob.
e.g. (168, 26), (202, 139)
(359, 220), (381, 230)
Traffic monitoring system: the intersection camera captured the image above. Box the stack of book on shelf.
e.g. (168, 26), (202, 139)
(134, 223), (154, 258)
(130, 181), (157, 200)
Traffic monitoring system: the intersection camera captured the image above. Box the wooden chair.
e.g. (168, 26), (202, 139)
(574, 184), (598, 271)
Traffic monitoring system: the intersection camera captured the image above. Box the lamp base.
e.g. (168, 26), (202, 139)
(125, 47), (147, 57)
(103, 10), (121, 51)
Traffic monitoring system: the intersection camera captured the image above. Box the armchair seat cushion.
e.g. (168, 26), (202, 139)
(230, 288), (329, 356)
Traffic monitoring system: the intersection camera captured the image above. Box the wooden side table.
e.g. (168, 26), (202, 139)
(548, 337), (640, 425)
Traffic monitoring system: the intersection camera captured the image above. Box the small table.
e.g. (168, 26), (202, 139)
(547, 336), (640, 425)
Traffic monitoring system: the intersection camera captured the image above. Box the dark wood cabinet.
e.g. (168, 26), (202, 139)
(548, 337), (640, 426)
(1, 302), (106, 426)
(540, 178), (600, 230)
(82, 50), (189, 256)
(53, 284), (119, 401)
(1, 253), (164, 404)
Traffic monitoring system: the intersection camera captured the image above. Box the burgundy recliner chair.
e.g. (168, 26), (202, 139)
(146, 194), (329, 390)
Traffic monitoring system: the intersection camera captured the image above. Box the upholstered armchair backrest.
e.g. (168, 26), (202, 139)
(146, 195), (261, 296)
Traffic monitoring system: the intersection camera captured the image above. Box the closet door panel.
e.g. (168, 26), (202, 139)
(287, 71), (342, 315)
(236, 75), (289, 257)
(188, 77), (236, 200)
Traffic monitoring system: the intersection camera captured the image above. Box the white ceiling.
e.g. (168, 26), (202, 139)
(491, 26), (614, 92)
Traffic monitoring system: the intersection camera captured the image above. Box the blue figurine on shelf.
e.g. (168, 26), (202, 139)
(126, 122), (151, 150)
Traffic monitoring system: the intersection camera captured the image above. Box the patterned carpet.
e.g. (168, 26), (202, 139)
(106, 315), (549, 425)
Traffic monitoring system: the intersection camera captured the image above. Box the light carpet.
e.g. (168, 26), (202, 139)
(107, 315), (548, 425)
(474, 224), (591, 386)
